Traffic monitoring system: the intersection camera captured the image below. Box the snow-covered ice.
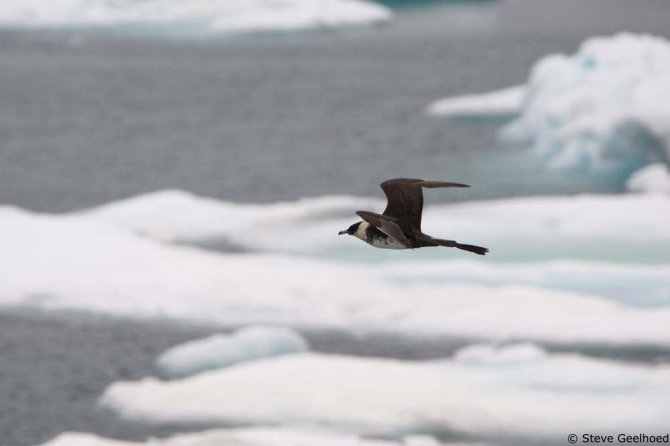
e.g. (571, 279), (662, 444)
(0, 0), (391, 34)
(155, 326), (309, 378)
(41, 428), (439, 446)
(426, 86), (524, 120)
(2, 200), (670, 346)
(1, 192), (669, 347)
(377, 260), (670, 307)
(626, 163), (670, 194)
(99, 347), (670, 441)
(82, 190), (670, 263)
(80, 189), (382, 249)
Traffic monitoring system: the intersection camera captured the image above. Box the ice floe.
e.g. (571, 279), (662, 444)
(0, 0), (391, 34)
(1, 193), (669, 347)
(79, 189), (382, 250)
(155, 326), (309, 378)
(426, 86), (523, 120)
(377, 260), (670, 307)
(75, 191), (670, 263)
(99, 347), (670, 441)
(42, 428), (439, 446)
(81, 190), (670, 263)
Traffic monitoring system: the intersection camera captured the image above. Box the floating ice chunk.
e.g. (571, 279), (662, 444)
(41, 428), (426, 446)
(626, 163), (670, 194)
(426, 86), (524, 120)
(422, 193), (670, 264)
(155, 326), (309, 378)
(429, 34), (670, 180)
(99, 351), (670, 441)
(0, 0), (391, 34)
(453, 343), (546, 364)
(378, 260), (670, 307)
(80, 190), (670, 263)
(42, 432), (132, 446)
(499, 33), (670, 177)
(3, 200), (670, 347)
(80, 189), (383, 249)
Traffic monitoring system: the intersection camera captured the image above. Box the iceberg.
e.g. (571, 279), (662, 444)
(429, 34), (670, 182)
(626, 163), (670, 194)
(502, 33), (670, 176)
(42, 428), (432, 446)
(155, 326), (309, 378)
(99, 348), (670, 441)
(0, 0), (391, 34)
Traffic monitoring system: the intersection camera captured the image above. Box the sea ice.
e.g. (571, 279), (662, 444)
(81, 190), (670, 263)
(426, 86), (524, 120)
(0, 0), (391, 34)
(626, 163), (670, 194)
(99, 348), (670, 441)
(155, 326), (309, 378)
(378, 260), (670, 307)
(1, 195), (669, 347)
(430, 34), (670, 181)
(41, 428), (431, 446)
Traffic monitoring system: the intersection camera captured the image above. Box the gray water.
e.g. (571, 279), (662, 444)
(2, 0), (669, 212)
(2, 0), (670, 444)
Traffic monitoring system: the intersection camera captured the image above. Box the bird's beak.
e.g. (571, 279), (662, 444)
(338, 230), (347, 235)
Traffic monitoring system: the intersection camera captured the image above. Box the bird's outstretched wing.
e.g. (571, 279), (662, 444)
(356, 210), (412, 248)
(380, 178), (469, 230)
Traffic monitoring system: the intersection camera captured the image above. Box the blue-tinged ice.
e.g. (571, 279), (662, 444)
(155, 326), (309, 378)
(503, 34), (670, 177)
(430, 34), (670, 185)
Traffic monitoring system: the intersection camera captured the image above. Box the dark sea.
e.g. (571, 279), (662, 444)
(1, 0), (669, 444)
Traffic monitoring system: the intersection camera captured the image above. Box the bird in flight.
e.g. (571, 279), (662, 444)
(339, 178), (488, 255)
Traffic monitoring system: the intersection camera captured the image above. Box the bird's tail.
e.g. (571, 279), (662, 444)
(434, 238), (489, 256)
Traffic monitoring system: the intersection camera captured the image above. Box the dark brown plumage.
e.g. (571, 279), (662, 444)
(339, 178), (489, 255)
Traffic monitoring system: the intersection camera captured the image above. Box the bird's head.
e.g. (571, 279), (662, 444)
(338, 221), (361, 236)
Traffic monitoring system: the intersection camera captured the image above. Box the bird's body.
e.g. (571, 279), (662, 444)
(339, 178), (488, 255)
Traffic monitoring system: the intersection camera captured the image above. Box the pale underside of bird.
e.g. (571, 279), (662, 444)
(339, 178), (489, 256)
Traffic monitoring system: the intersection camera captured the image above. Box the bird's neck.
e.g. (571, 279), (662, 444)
(353, 221), (370, 241)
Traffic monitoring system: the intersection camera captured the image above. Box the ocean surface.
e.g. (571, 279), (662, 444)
(2, 0), (670, 445)
(2, 0), (669, 213)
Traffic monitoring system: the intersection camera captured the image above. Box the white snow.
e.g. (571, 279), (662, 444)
(82, 190), (670, 263)
(0, 0), (391, 33)
(80, 189), (382, 248)
(41, 428), (428, 446)
(1, 193), (669, 347)
(426, 86), (524, 120)
(453, 343), (546, 364)
(626, 163), (670, 194)
(377, 260), (670, 307)
(155, 326), (309, 378)
(99, 348), (670, 441)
